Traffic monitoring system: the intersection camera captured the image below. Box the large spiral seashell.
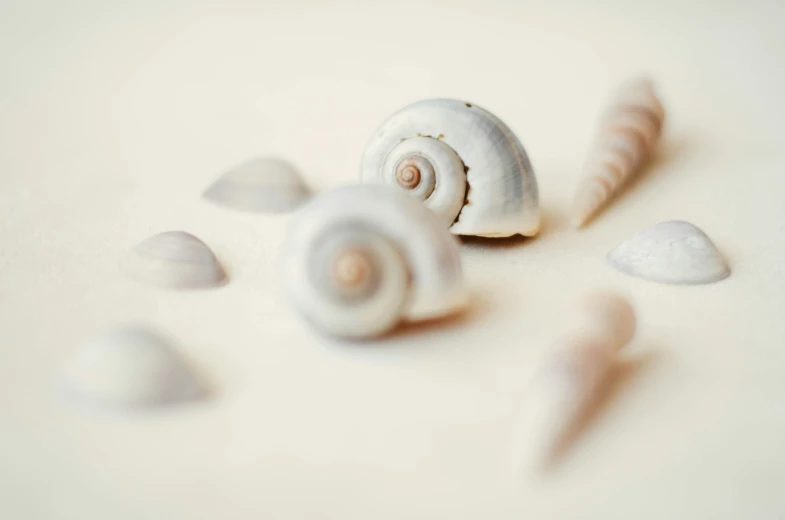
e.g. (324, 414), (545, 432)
(361, 99), (540, 238)
(281, 185), (468, 338)
(571, 78), (665, 228)
(203, 157), (311, 214)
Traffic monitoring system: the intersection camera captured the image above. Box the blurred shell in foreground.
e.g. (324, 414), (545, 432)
(57, 324), (208, 410)
(281, 185), (468, 338)
(511, 292), (636, 473)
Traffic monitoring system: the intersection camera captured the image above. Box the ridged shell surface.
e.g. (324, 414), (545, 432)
(607, 220), (730, 285)
(572, 78), (665, 227)
(361, 99), (540, 238)
(57, 325), (207, 409)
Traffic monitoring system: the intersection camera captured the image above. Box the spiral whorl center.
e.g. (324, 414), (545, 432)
(396, 160), (422, 189)
(332, 247), (374, 291)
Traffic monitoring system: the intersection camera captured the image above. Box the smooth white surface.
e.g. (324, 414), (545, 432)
(57, 324), (207, 409)
(607, 220), (731, 285)
(1, 1), (784, 518)
(203, 157), (311, 213)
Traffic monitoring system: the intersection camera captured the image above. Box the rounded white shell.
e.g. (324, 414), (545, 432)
(607, 220), (730, 285)
(282, 185), (468, 338)
(360, 99), (540, 238)
(122, 231), (226, 289)
(378, 136), (466, 227)
(204, 157), (311, 213)
(57, 325), (207, 409)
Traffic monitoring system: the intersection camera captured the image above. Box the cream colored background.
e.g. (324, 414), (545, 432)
(2, 0), (784, 518)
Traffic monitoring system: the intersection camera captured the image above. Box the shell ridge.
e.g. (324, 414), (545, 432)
(572, 79), (665, 227)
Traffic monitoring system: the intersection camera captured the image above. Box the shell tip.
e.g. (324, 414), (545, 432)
(570, 211), (591, 229)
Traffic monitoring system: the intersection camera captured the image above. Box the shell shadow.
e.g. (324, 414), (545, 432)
(459, 234), (529, 250)
(458, 205), (566, 251)
(392, 294), (488, 339)
(459, 215), (557, 249)
(333, 287), (494, 348)
(544, 348), (661, 471)
(619, 136), (692, 195)
(533, 206), (569, 239)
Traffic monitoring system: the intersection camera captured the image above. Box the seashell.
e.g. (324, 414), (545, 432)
(360, 99), (540, 238)
(281, 184), (468, 338)
(57, 324), (208, 409)
(122, 231), (226, 289)
(203, 157), (311, 213)
(572, 78), (665, 228)
(511, 292), (636, 473)
(607, 220), (730, 285)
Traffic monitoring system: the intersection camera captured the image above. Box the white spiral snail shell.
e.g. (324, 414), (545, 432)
(282, 185), (468, 338)
(360, 99), (540, 238)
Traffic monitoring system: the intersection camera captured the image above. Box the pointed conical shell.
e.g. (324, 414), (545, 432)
(607, 220), (730, 285)
(204, 157), (311, 213)
(511, 292), (636, 473)
(361, 99), (540, 238)
(282, 185), (468, 338)
(122, 231), (226, 289)
(572, 78), (665, 228)
(57, 325), (207, 409)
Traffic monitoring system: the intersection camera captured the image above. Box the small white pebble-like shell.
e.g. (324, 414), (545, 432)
(511, 292), (636, 473)
(122, 231), (226, 289)
(572, 78), (665, 228)
(204, 157), (311, 213)
(57, 325), (207, 409)
(607, 220), (730, 285)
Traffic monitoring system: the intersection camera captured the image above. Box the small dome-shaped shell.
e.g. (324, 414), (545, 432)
(281, 185), (468, 338)
(122, 231), (226, 289)
(607, 220), (730, 285)
(361, 99), (540, 238)
(203, 157), (311, 213)
(57, 325), (207, 409)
